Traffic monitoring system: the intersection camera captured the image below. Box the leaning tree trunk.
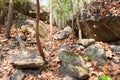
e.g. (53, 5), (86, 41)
(36, 0), (46, 62)
(5, 0), (13, 39)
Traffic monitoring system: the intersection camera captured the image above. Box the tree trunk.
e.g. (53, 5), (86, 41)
(5, 0), (13, 39)
(64, 13), (66, 28)
(70, 0), (74, 44)
(60, 0), (63, 29)
(36, 0), (46, 61)
(50, 0), (53, 39)
(77, 0), (82, 41)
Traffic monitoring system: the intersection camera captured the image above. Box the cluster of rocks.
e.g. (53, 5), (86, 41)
(9, 50), (45, 80)
(58, 35), (120, 79)
(7, 34), (46, 80)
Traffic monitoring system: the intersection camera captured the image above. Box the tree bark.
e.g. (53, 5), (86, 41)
(77, 0), (82, 41)
(5, 0), (13, 39)
(70, 0), (74, 44)
(36, 0), (46, 61)
(50, 0), (53, 39)
(60, 0), (63, 29)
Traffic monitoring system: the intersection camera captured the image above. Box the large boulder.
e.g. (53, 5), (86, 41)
(14, 14), (47, 39)
(67, 0), (120, 42)
(59, 50), (89, 79)
(79, 16), (120, 42)
(11, 50), (45, 69)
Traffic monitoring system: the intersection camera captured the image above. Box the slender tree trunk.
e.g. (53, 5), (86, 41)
(50, 0), (53, 39)
(60, 0), (63, 29)
(5, 0), (13, 39)
(70, 0), (74, 44)
(63, 13), (66, 28)
(60, 14), (63, 29)
(77, 0), (82, 41)
(36, 0), (46, 61)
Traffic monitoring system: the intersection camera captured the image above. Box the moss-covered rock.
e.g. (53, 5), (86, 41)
(59, 50), (89, 79)
(13, 14), (47, 39)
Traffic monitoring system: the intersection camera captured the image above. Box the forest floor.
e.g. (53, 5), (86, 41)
(0, 25), (120, 80)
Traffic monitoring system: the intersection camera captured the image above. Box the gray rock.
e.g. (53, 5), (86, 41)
(59, 50), (89, 79)
(71, 44), (85, 51)
(53, 26), (72, 40)
(76, 45), (85, 51)
(11, 50), (45, 69)
(63, 26), (72, 33)
(59, 31), (69, 40)
(53, 31), (69, 40)
(80, 39), (95, 47)
(10, 70), (25, 80)
(85, 44), (105, 59)
(110, 45), (120, 55)
(59, 43), (69, 51)
(13, 14), (47, 38)
(85, 44), (106, 66)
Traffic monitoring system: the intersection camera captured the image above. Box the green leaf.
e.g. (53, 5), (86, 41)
(99, 75), (112, 80)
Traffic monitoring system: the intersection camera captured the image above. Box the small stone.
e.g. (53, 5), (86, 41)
(110, 45), (120, 55)
(71, 44), (85, 51)
(10, 70), (25, 80)
(80, 39), (95, 47)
